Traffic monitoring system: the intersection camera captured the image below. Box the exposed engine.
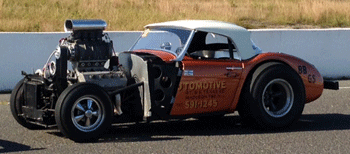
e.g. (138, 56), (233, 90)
(19, 20), (127, 127)
(14, 19), (182, 129)
(46, 20), (127, 90)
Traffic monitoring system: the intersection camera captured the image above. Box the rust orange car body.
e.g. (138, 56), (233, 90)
(132, 50), (324, 116)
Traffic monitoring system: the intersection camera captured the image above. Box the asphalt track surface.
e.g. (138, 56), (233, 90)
(1, 81), (350, 153)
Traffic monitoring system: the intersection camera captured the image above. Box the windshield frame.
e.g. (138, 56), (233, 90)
(175, 30), (195, 61)
(129, 28), (195, 61)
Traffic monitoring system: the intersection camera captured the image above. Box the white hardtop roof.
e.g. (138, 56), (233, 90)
(145, 20), (257, 60)
(145, 20), (246, 32)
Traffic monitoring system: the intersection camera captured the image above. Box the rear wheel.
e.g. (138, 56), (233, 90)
(239, 64), (305, 129)
(55, 83), (113, 142)
(261, 79), (294, 118)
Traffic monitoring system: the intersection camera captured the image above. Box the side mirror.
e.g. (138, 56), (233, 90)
(160, 42), (172, 50)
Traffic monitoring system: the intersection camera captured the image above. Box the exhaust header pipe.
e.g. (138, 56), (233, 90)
(64, 19), (107, 32)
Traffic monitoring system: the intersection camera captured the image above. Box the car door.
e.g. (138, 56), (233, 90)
(170, 57), (243, 116)
(169, 31), (244, 116)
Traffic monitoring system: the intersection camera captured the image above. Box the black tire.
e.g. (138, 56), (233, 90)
(237, 83), (256, 126)
(239, 64), (305, 129)
(10, 79), (44, 129)
(55, 83), (113, 142)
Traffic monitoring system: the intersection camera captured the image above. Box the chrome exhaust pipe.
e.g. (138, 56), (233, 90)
(64, 19), (107, 32)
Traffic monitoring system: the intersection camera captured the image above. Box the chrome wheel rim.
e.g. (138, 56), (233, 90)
(71, 96), (104, 132)
(262, 79), (294, 118)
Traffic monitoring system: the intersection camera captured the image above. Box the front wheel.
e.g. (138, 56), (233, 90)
(241, 64), (305, 129)
(10, 79), (44, 129)
(55, 83), (113, 142)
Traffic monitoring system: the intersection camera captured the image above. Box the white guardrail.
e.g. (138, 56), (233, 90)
(1, 29), (350, 91)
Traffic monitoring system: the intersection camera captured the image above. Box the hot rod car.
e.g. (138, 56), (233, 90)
(10, 19), (338, 142)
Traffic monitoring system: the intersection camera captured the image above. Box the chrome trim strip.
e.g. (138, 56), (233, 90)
(226, 67), (243, 70)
